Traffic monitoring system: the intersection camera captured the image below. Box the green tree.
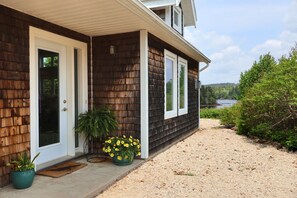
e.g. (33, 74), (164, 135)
(238, 53), (276, 98)
(238, 48), (297, 150)
(200, 85), (216, 105)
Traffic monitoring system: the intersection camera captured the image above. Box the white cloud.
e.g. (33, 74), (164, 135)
(200, 45), (254, 84)
(185, 29), (254, 84)
(251, 31), (297, 58)
(184, 28), (233, 52)
(184, 0), (297, 84)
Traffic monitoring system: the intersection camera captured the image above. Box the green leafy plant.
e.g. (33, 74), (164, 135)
(220, 103), (241, 128)
(236, 46), (297, 151)
(7, 152), (40, 172)
(286, 136), (297, 151)
(200, 108), (222, 119)
(238, 53), (276, 99)
(75, 107), (118, 139)
(102, 135), (141, 161)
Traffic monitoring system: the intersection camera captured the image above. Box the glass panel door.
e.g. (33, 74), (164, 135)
(38, 49), (60, 147)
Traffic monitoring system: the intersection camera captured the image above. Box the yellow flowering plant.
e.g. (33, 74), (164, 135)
(102, 135), (141, 161)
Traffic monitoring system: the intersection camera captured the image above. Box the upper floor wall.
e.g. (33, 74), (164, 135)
(141, 0), (197, 36)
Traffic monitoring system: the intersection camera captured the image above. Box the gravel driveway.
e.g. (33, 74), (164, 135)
(98, 119), (297, 198)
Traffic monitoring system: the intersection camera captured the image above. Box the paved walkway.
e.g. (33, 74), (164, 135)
(0, 158), (143, 198)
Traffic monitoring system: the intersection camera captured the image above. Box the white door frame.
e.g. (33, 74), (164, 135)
(29, 27), (88, 169)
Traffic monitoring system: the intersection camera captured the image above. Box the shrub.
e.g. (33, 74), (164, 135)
(238, 53), (276, 99)
(237, 48), (297, 151)
(220, 103), (241, 128)
(286, 135), (297, 151)
(200, 108), (222, 119)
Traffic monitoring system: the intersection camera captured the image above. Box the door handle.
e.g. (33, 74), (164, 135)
(62, 107), (68, 111)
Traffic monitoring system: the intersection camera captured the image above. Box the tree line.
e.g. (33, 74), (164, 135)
(220, 46), (297, 151)
(200, 83), (239, 106)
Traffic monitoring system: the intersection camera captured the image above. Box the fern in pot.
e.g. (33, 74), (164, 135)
(75, 107), (118, 161)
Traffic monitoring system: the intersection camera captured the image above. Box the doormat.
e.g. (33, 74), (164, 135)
(37, 161), (87, 178)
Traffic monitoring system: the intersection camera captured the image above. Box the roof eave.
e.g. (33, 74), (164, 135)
(124, 0), (210, 63)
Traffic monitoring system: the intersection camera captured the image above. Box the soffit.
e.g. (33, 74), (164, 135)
(181, 0), (197, 27)
(0, 0), (210, 63)
(141, 0), (180, 8)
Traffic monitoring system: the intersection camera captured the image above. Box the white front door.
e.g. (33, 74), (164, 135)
(30, 27), (88, 168)
(35, 38), (68, 164)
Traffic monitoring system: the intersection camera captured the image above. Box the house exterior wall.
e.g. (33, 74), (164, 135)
(0, 4), (200, 187)
(148, 33), (199, 153)
(92, 32), (141, 138)
(0, 5), (89, 187)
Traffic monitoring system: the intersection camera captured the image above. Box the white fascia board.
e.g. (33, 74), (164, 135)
(181, 0), (197, 27)
(118, 0), (211, 63)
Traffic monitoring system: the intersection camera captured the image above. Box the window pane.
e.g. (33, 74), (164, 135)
(38, 49), (60, 147)
(166, 58), (174, 111)
(179, 65), (185, 109)
(174, 10), (179, 26)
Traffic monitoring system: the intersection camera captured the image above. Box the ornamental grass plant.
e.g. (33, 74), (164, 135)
(7, 152), (40, 171)
(103, 135), (141, 161)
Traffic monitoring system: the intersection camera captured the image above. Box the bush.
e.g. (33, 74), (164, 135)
(237, 48), (297, 151)
(200, 108), (222, 119)
(286, 135), (297, 151)
(238, 53), (276, 98)
(220, 103), (241, 128)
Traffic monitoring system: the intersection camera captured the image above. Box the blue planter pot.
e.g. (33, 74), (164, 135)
(11, 169), (35, 189)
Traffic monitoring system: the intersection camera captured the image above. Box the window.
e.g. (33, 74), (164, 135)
(178, 57), (188, 115)
(164, 50), (177, 119)
(164, 50), (188, 119)
(173, 6), (182, 33)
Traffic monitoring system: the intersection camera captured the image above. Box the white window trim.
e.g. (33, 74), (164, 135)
(173, 6), (182, 33)
(178, 57), (188, 115)
(164, 49), (178, 119)
(165, 6), (171, 26)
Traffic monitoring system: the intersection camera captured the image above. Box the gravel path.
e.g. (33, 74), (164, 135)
(98, 119), (297, 198)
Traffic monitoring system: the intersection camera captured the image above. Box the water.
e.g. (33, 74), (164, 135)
(216, 99), (237, 108)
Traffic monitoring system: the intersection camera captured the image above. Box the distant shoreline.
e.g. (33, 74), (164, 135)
(201, 99), (237, 109)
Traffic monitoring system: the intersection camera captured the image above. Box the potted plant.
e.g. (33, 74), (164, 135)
(75, 107), (118, 161)
(103, 135), (141, 166)
(6, 152), (40, 189)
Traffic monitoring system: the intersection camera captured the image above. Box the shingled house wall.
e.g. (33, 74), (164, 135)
(92, 32), (141, 138)
(0, 5), (89, 187)
(148, 33), (199, 153)
(1, 4), (200, 187)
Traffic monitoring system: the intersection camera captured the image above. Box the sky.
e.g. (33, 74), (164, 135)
(184, 0), (297, 85)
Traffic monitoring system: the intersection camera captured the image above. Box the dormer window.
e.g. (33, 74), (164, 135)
(173, 6), (182, 33)
(141, 0), (197, 36)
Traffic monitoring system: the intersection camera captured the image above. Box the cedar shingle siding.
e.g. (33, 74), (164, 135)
(148, 34), (199, 153)
(0, 5), (89, 187)
(92, 32), (141, 138)
(0, 4), (200, 187)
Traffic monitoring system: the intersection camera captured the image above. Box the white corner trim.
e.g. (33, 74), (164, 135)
(140, 30), (149, 159)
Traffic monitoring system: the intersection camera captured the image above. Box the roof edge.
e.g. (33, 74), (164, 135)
(121, 0), (210, 63)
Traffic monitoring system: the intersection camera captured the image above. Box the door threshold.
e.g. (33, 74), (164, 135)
(36, 152), (84, 171)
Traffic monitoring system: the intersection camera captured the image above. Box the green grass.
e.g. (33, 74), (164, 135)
(200, 108), (222, 119)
